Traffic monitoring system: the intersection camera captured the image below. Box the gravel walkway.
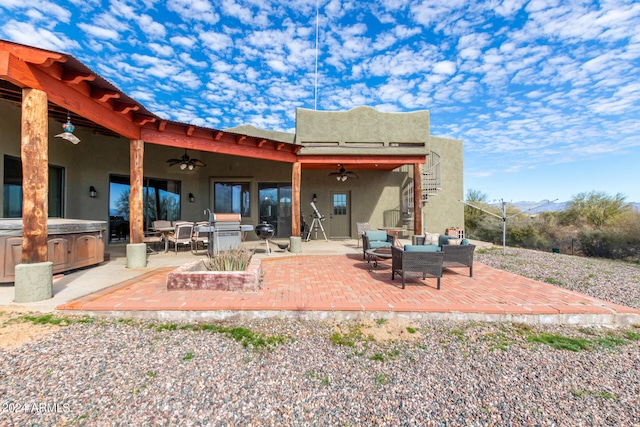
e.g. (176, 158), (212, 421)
(1, 248), (639, 426)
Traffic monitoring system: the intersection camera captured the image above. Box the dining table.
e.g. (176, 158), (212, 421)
(152, 226), (176, 253)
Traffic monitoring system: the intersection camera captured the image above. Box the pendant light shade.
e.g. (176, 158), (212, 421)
(55, 113), (81, 144)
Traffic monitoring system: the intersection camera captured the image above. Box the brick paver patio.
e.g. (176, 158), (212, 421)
(57, 254), (640, 324)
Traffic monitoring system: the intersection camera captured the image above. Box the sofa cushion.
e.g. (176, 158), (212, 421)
(438, 234), (453, 246)
(404, 244), (441, 252)
(424, 232), (440, 246)
(370, 241), (392, 249)
(446, 238), (463, 245)
(365, 230), (388, 241)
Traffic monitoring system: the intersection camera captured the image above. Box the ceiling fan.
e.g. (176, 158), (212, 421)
(329, 164), (358, 181)
(167, 149), (206, 170)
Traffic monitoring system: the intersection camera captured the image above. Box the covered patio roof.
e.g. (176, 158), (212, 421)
(0, 39), (427, 170)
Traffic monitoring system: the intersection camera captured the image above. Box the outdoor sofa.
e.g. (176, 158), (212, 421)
(391, 246), (444, 289)
(408, 233), (476, 277)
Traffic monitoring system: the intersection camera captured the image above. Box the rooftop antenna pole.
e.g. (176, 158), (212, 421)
(314, 0), (319, 110)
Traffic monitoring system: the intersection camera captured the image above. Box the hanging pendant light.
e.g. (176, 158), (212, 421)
(55, 113), (81, 144)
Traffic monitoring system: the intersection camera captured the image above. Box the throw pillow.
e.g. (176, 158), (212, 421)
(447, 238), (463, 245)
(424, 232), (440, 246)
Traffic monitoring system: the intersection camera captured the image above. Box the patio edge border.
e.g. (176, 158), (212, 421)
(54, 309), (640, 327)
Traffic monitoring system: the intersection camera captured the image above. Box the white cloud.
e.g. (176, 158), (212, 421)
(78, 23), (121, 40)
(167, 0), (220, 24)
(200, 31), (233, 51)
(1, 20), (80, 52)
(138, 14), (166, 39)
(433, 60), (456, 75)
(170, 35), (198, 49)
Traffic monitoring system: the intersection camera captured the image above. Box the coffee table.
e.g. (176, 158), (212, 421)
(365, 247), (393, 271)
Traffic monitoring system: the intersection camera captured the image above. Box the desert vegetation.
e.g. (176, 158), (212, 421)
(464, 190), (640, 261)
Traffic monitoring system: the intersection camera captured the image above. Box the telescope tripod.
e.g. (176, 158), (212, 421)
(306, 215), (328, 241)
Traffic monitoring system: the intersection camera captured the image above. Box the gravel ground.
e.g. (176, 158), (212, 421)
(476, 247), (640, 310)
(1, 248), (639, 426)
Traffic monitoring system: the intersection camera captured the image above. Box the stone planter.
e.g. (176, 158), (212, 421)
(166, 257), (261, 291)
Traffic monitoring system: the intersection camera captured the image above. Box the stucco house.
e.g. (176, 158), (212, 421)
(0, 39), (463, 291)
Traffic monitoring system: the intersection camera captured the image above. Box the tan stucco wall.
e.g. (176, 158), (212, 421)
(422, 136), (464, 234)
(296, 106), (430, 143)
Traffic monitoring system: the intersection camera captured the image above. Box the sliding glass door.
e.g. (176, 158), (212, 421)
(3, 155), (64, 218)
(109, 175), (181, 242)
(258, 183), (291, 238)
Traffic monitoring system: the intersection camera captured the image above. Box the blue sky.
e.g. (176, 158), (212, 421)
(1, 0), (639, 203)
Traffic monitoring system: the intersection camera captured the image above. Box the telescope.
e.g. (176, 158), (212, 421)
(310, 202), (325, 220)
(307, 202), (327, 241)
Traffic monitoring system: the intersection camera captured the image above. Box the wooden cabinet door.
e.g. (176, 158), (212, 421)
(47, 237), (70, 270)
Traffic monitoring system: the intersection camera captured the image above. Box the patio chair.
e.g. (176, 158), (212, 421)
(362, 230), (394, 260)
(167, 222), (194, 254)
(192, 221), (209, 254)
(142, 220), (171, 253)
(391, 246), (444, 290)
(356, 221), (370, 248)
(442, 244), (476, 277)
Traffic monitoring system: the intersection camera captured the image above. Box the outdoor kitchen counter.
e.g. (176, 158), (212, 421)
(0, 218), (107, 283)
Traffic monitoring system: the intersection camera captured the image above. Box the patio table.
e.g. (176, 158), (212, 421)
(152, 226), (175, 253)
(365, 247), (393, 271)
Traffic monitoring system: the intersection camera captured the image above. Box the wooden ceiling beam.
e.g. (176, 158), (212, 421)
(133, 114), (156, 126)
(62, 69), (95, 85)
(0, 52), (140, 139)
(113, 101), (139, 115)
(141, 127), (298, 163)
(91, 88), (120, 102)
(0, 41), (65, 67)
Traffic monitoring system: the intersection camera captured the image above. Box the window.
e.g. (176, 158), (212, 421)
(333, 193), (347, 215)
(214, 182), (250, 217)
(3, 155), (64, 218)
(108, 175), (181, 241)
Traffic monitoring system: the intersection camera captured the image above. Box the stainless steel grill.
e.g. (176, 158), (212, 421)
(197, 211), (243, 256)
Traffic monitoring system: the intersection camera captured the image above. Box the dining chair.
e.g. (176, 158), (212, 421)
(192, 221), (209, 254)
(356, 221), (371, 248)
(167, 222), (194, 254)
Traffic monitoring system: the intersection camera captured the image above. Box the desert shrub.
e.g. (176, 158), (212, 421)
(578, 228), (640, 260)
(205, 248), (251, 271)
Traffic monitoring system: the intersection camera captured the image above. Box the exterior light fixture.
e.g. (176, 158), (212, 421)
(89, 186), (97, 198)
(189, 193), (195, 203)
(55, 113), (81, 144)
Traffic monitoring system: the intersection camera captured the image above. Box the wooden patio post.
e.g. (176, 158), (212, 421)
(21, 88), (48, 264)
(129, 139), (144, 243)
(14, 88), (53, 303)
(413, 163), (423, 236)
(126, 139), (147, 268)
(289, 161), (302, 252)
(291, 161), (301, 237)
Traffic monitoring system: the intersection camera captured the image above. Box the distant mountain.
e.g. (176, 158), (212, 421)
(507, 201), (568, 213)
(503, 201), (640, 214)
